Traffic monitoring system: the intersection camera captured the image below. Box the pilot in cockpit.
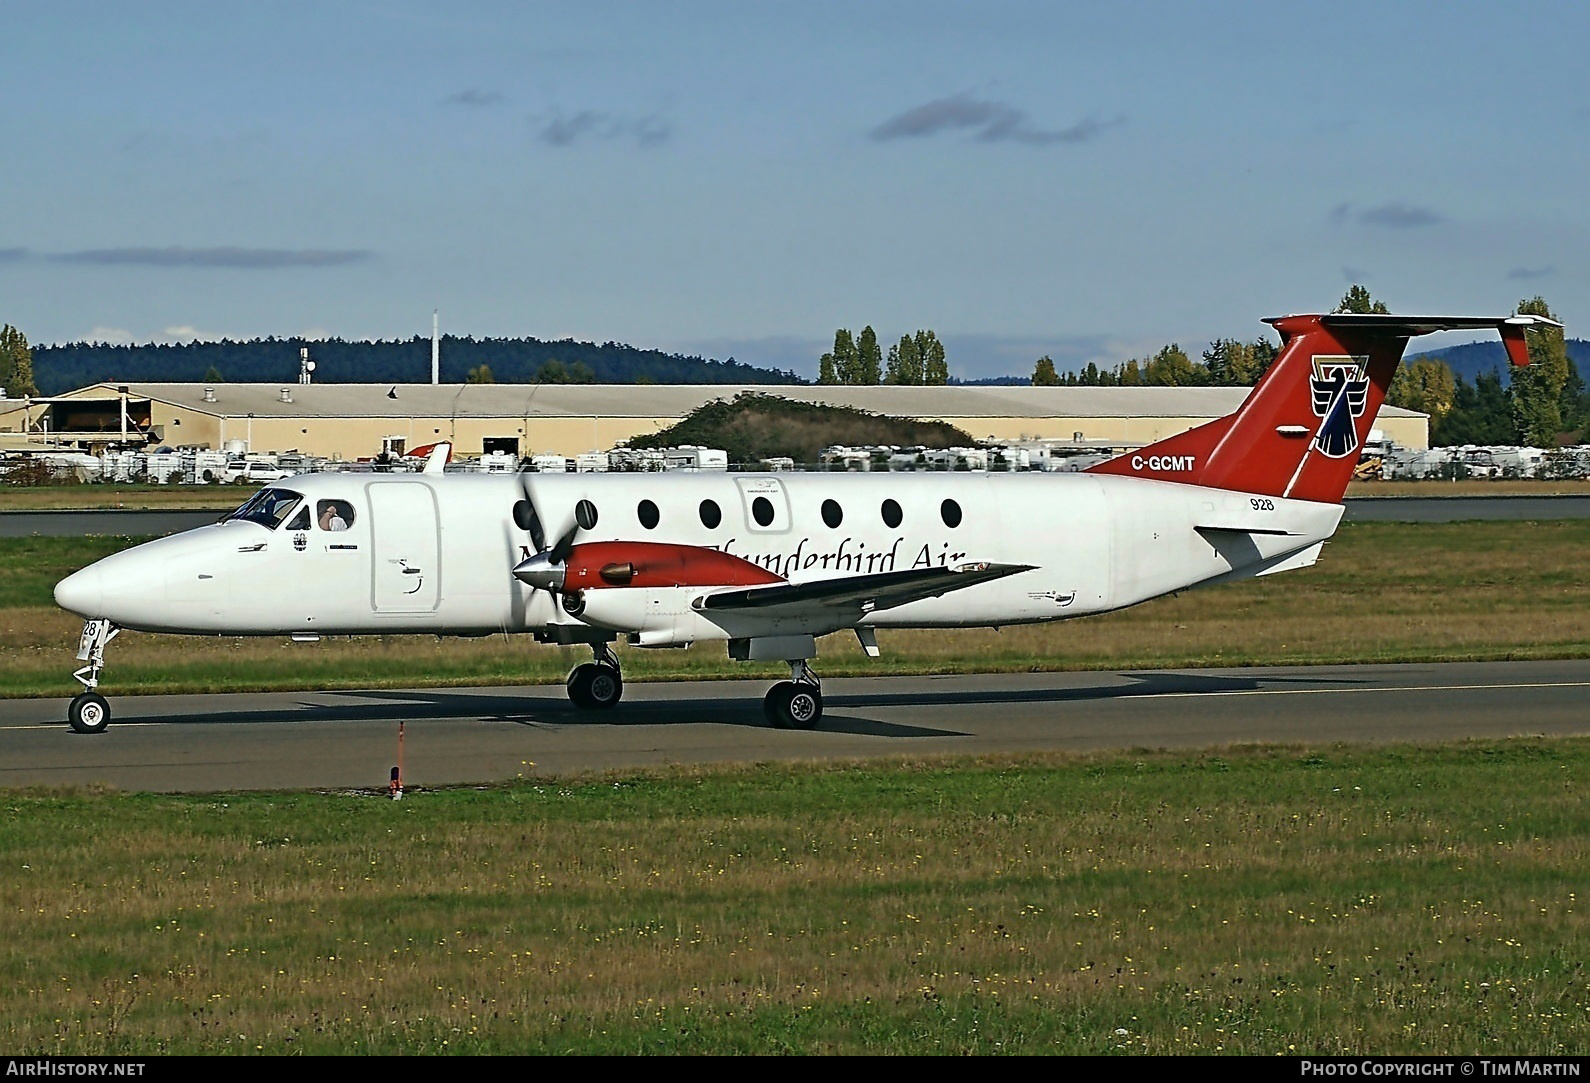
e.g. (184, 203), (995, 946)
(318, 501), (351, 531)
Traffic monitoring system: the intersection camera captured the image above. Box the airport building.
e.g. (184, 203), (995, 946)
(2, 382), (1431, 459)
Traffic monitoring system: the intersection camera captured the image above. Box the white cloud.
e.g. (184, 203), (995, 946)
(162, 325), (221, 342)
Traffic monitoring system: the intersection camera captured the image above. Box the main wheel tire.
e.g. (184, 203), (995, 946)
(566, 665), (594, 709)
(763, 683), (793, 728)
(585, 664), (622, 709)
(567, 664), (622, 710)
(68, 692), (110, 735)
(763, 682), (822, 730)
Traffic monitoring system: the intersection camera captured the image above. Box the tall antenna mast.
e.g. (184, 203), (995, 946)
(431, 310), (439, 385)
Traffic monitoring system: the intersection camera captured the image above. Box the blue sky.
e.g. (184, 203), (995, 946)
(3, 1), (1585, 380)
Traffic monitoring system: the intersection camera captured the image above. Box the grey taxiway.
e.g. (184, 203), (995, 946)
(0, 660), (1585, 793)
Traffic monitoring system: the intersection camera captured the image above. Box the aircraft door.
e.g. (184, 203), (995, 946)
(735, 476), (791, 534)
(367, 481), (441, 613)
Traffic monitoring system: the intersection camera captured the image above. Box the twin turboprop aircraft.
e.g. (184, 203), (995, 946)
(52, 312), (1552, 734)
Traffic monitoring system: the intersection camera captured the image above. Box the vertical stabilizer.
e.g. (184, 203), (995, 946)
(1087, 313), (1556, 503)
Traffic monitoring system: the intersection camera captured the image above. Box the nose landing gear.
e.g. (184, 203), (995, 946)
(68, 619), (120, 734)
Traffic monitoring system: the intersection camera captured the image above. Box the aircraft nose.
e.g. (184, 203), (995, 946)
(54, 564), (105, 618)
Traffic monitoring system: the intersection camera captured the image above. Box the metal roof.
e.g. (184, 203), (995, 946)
(66, 382), (1426, 420)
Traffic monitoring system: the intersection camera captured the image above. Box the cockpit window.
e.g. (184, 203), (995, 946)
(224, 487), (304, 529)
(317, 499), (355, 531)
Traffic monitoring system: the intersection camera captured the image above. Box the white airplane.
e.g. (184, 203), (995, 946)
(52, 312), (1551, 734)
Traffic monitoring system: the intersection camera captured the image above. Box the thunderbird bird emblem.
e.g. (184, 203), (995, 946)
(1309, 356), (1370, 458)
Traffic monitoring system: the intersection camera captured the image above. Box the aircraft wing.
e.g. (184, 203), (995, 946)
(696, 561), (1035, 617)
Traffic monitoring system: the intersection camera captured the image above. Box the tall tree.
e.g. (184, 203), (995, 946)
(1143, 343), (1197, 386)
(0, 324), (37, 397)
(818, 351), (838, 385)
(1031, 355), (1059, 386)
(856, 326), (883, 385)
(917, 330), (948, 385)
(1333, 284), (1390, 315)
(466, 364), (495, 384)
(830, 329), (859, 384)
(1387, 358), (1457, 423)
(1510, 296), (1568, 446)
(886, 334), (923, 384)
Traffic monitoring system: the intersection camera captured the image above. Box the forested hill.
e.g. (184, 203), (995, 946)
(1409, 338), (1590, 387)
(30, 336), (802, 395)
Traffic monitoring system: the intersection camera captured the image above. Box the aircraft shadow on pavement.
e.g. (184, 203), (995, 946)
(823, 669), (1363, 710)
(87, 670), (1366, 740)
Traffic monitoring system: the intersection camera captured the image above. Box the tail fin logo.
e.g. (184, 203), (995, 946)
(1309, 355), (1370, 458)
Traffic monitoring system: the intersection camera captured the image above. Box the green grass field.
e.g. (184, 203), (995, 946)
(1, 743), (1584, 1054)
(1, 520), (1586, 698)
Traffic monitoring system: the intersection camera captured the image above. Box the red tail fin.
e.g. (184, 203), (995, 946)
(1087, 313), (1556, 503)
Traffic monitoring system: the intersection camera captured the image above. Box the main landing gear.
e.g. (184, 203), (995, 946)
(68, 619), (119, 734)
(764, 659), (822, 730)
(566, 642), (623, 710)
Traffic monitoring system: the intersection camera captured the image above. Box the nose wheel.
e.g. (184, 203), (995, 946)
(764, 660), (822, 730)
(567, 642), (623, 710)
(68, 692), (111, 735)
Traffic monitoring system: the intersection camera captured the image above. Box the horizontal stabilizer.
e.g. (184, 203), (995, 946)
(1195, 524), (1298, 538)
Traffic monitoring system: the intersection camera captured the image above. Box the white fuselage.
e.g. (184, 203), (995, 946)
(54, 471), (1343, 643)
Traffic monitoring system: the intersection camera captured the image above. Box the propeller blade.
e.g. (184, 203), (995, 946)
(549, 521), (580, 566)
(517, 472), (548, 553)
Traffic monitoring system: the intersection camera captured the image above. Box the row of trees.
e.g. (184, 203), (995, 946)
(1028, 287), (1585, 447)
(1031, 338), (1280, 388)
(818, 327), (949, 385)
(0, 324), (37, 397)
(26, 335), (798, 394)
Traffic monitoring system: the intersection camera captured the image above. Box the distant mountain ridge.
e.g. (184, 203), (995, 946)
(1408, 338), (1590, 387)
(30, 335), (803, 395)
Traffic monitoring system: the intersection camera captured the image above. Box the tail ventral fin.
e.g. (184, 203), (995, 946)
(1087, 313), (1558, 503)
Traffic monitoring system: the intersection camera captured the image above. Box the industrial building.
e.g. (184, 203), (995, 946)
(1, 381), (1430, 460)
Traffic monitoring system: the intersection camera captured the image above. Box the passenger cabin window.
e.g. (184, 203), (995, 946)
(317, 500), (355, 531)
(881, 499), (903, 529)
(821, 499), (843, 529)
(699, 499), (722, 529)
(637, 499), (660, 530)
(575, 499), (599, 530)
(940, 499), (962, 528)
(225, 488), (304, 530)
(751, 496), (775, 527)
